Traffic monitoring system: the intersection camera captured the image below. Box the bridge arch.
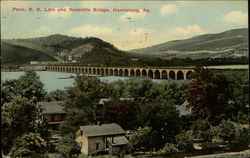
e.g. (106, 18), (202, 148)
(105, 69), (109, 75)
(101, 68), (104, 75)
(130, 69), (135, 77)
(186, 71), (193, 80)
(110, 69), (114, 75)
(97, 68), (100, 75)
(162, 70), (168, 79)
(119, 69), (123, 76)
(114, 69), (118, 76)
(148, 70), (153, 78)
(88, 68), (92, 74)
(177, 70), (184, 80)
(169, 70), (175, 80)
(93, 68), (97, 75)
(154, 70), (160, 79)
(124, 69), (129, 77)
(142, 70), (147, 77)
(136, 69), (140, 77)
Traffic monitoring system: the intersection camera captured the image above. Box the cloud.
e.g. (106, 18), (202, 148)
(119, 10), (146, 20)
(167, 25), (206, 39)
(47, 7), (71, 18)
(66, 25), (112, 37)
(224, 11), (248, 25)
(160, 4), (178, 16)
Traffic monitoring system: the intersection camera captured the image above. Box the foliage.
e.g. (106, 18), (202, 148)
(9, 133), (47, 158)
(215, 120), (236, 142)
(185, 66), (229, 124)
(231, 127), (249, 150)
(60, 76), (112, 136)
(139, 101), (180, 149)
(224, 71), (249, 124)
(1, 71), (46, 104)
(175, 130), (194, 152)
(191, 119), (213, 143)
(64, 76), (112, 110)
(44, 89), (67, 101)
(1, 42), (57, 65)
(2, 96), (37, 153)
(127, 126), (152, 152)
(162, 143), (179, 154)
(2, 96), (51, 154)
(60, 108), (91, 136)
(56, 134), (81, 158)
(103, 100), (139, 130)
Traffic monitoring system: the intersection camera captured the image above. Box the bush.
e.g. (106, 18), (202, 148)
(9, 133), (47, 158)
(175, 130), (194, 152)
(162, 143), (179, 154)
(56, 134), (80, 158)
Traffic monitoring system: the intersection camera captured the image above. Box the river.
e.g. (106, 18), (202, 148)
(1, 71), (187, 92)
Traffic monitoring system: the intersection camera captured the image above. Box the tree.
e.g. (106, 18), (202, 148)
(127, 126), (152, 153)
(185, 66), (229, 124)
(1, 71), (46, 104)
(2, 96), (50, 154)
(60, 76), (112, 136)
(191, 119), (213, 149)
(9, 133), (47, 158)
(225, 71), (249, 124)
(139, 101), (180, 149)
(103, 100), (139, 130)
(175, 130), (194, 152)
(56, 134), (80, 158)
(44, 89), (67, 101)
(215, 120), (236, 143)
(59, 108), (91, 136)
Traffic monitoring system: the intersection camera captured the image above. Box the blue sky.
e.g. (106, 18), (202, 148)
(1, 1), (248, 50)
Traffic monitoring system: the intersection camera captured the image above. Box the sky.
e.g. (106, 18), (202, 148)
(1, 0), (248, 51)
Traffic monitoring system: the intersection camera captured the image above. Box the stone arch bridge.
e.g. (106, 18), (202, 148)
(46, 65), (194, 80)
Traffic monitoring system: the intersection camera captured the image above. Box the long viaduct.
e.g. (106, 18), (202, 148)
(46, 65), (194, 80)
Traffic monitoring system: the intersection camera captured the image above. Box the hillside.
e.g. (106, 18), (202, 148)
(1, 35), (158, 66)
(1, 42), (57, 65)
(130, 28), (248, 59)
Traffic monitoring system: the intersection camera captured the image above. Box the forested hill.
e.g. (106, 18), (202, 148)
(1, 42), (57, 65)
(1, 28), (249, 66)
(1, 35), (152, 66)
(130, 28), (248, 57)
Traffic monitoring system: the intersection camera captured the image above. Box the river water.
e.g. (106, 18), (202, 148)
(1, 71), (187, 92)
(1, 71), (131, 92)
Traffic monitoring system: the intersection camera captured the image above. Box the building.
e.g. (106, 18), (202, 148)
(37, 101), (66, 131)
(75, 123), (128, 155)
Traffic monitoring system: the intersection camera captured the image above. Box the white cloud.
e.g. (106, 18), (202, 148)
(224, 11), (248, 25)
(66, 25), (112, 37)
(119, 10), (146, 20)
(160, 4), (178, 16)
(167, 25), (206, 39)
(47, 7), (71, 18)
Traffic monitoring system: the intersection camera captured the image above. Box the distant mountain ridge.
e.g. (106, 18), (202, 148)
(1, 28), (248, 66)
(130, 28), (248, 55)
